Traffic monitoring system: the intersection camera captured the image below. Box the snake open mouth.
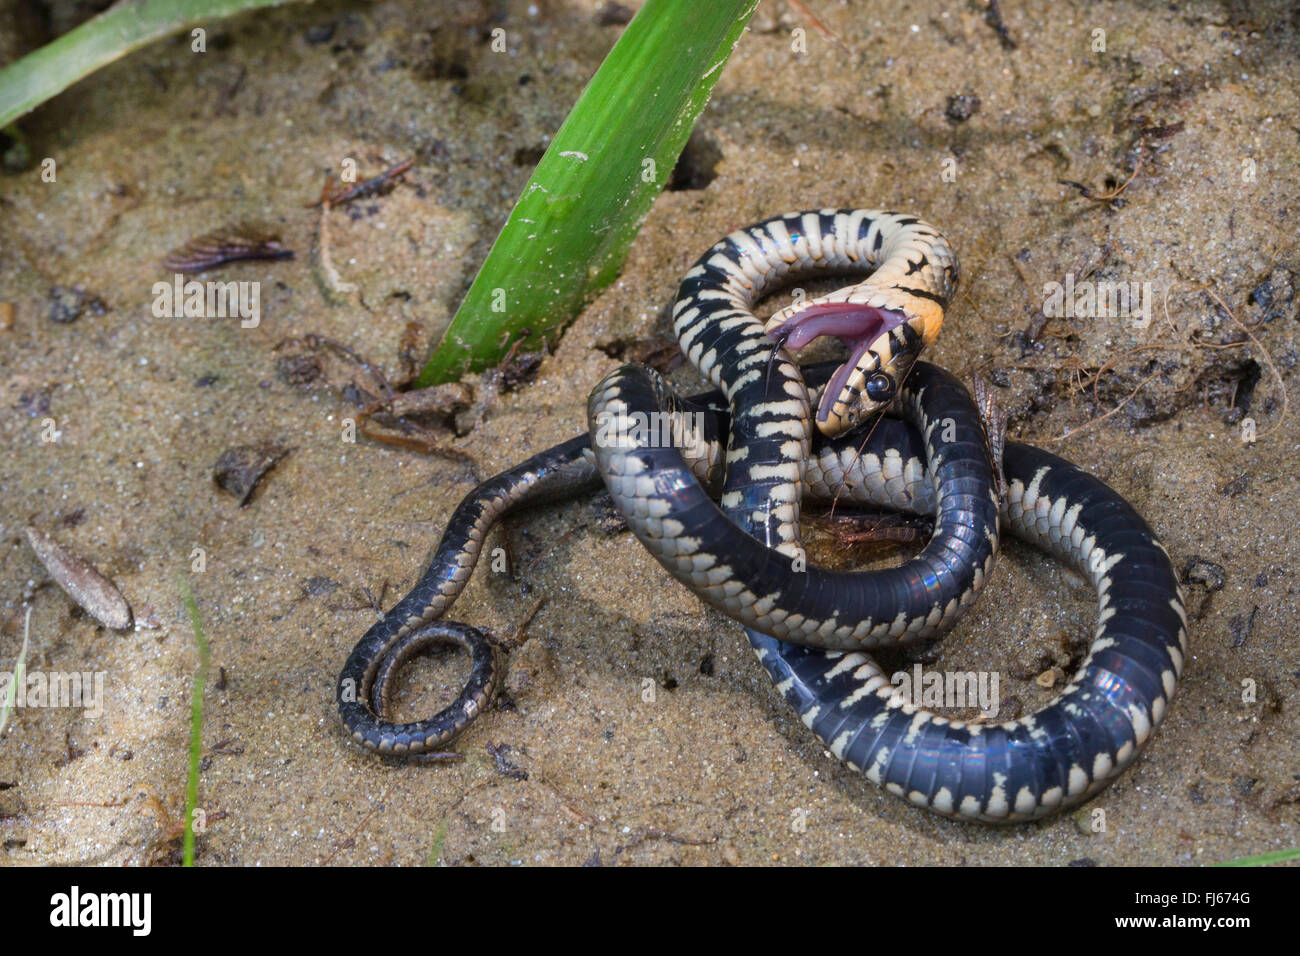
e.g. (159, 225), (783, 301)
(769, 303), (909, 423)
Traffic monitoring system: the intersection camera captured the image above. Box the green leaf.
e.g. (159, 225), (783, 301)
(417, 0), (758, 386)
(0, 0), (302, 129)
(1214, 846), (1300, 867)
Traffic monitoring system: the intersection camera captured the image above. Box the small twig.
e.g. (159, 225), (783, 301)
(500, 597), (547, 651)
(612, 827), (718, 858)
(319, 784), (393, 866)
(1089, 344), (1169, 407)
(1058, 155), (1144, 202)
(1196, 283), (1288, 437)
(787, 0), (855, 55)
(1007, 254), (1049, 342)
(529, 774), (596, 825)
(1049, 371), (1161, 443)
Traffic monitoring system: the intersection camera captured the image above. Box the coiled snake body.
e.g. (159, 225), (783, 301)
(338, 210), (1187, 822)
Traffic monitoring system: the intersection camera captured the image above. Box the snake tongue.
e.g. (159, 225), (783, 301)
(769, 303), (908, 423)
(770, 302), (905, 351)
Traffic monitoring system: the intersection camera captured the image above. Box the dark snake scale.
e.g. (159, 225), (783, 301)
(338, 210), (1187, 822)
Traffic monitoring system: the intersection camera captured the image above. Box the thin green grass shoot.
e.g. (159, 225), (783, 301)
(178, 578), (211, 867)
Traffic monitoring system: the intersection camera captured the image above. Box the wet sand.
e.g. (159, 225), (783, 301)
(0, 0), (1297, 864)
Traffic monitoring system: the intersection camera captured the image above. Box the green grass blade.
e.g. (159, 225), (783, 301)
(426, 819), (448, 866)
(0, 608), (33, 736)
(178, 578), (211, 868)
(417, 0), (759, 386)
(1214, 846), (1300, 867)
(0, 0), (301, 129)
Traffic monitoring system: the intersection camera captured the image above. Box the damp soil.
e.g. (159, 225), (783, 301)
(0, 0), (1297, 865)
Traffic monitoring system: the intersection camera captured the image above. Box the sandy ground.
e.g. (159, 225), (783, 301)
(0, 0), (1297, 865)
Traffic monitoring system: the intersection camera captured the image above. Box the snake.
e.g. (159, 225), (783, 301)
(337, 209), (1187, 822)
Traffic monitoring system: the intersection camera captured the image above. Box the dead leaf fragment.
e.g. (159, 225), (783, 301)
(24, 527), (133, 630)
(213, 441), (292, 505)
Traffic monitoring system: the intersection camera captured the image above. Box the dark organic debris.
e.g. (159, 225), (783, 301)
(1229, 607), (1258, 648)
(1140, 120), (1185, 141)
(212, 441), (293, 506)
(1220, 473), (1250, 497)
(591, 493), (628, 536)
(596, 2), (634, 26)
(48, 285), (107, 324)
(1247, 267), (1296, 325)
(982, 0), (1017, 49)
(307, 158), (413, 209)
(395, 321), (426, 386)
(16, 385), (51, 417)
(1182, 556), (1226, 592)
(303, 576), (341, 597)
(471, 331), (547, 403)
(496, 347), (544, 393)
(944, 93), (981, 123)
(162, 227), (294, 274)
(486, 742), (529, 781)
(1057, 157), (1143, 207)
(381, 382), (473, 422)
(1181, 555), (1226, 621)
(24, 527), (133, 630)
(275, 352), (324, 386)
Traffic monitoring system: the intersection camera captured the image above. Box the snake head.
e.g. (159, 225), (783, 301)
(767, 300), (938, 436)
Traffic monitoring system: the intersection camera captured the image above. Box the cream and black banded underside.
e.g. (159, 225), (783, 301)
(588, 361), (1000, 647)
(593, 360), (1187, 820)
(754, 429), (1187, 821)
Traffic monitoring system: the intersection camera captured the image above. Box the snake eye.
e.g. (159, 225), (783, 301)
(865, 371), (895, 403)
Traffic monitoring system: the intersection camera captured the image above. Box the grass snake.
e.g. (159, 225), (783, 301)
(337, 209), (1187, 822)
